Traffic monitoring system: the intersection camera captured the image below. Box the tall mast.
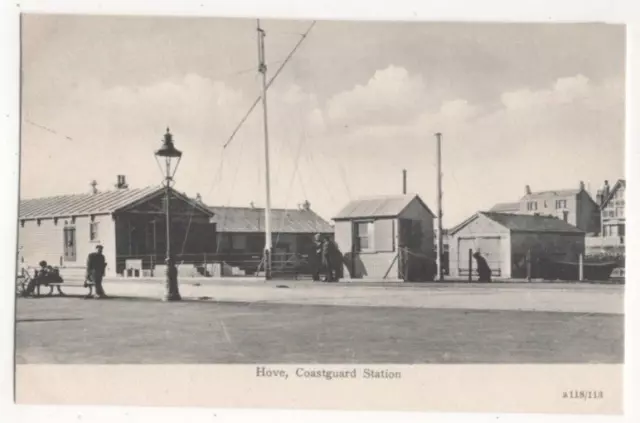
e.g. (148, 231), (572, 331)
(435, 132), (444, 281)
(257, 19), (273, 280)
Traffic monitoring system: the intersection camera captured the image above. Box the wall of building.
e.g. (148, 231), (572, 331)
(399, 198), (435, 257)
(18, 214), (117, 277)
(449, 214), (510, 278)
(333, 220), (353, 278)
(576, 191), (601, 234)
(601, 184), (625, 237)
(510, 231), (585, 269)
(519, 195), (578, 227)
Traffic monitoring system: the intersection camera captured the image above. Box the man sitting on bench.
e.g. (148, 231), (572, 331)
(22, 260), (64, 296)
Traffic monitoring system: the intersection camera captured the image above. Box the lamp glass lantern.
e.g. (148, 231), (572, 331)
(155, 128), (183, 184)
(154, 127), (182, 301)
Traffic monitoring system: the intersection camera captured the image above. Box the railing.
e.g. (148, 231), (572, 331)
(113, 252), (316, 278)
(458, 268), (502, 277)
(586, 236), (625, 248)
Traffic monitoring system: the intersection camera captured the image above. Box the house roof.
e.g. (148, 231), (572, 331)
(450, 211), (584, 236)
(601, 179), (626, 208)
(482, 212), (584, 234)
(333, 194), (435, 220)
(489, 202), (520, 212)
(19, 186), (214, 220)
(521, 189), (581, 200)
(208, 206), (334, 234)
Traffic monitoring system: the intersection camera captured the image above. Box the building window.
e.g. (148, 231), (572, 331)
(90, 222), (100, 241)
(616, 207), (624, 218)
(555, 199), (567, 209)
(63, 227), (77, 262)
(354, 221), (373, 252)
(526, 201), (538, 211)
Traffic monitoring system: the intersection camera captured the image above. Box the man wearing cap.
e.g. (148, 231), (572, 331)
(86, 244), (108, 298)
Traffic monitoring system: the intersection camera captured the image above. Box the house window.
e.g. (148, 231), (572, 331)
(555, 199), (567, 209)
(90, 222), (100, 241)
(354, 221), (373, 252)
(616, 207), (624, 218)
(526, 201), (538, 211)
(63, 227), (77, 262)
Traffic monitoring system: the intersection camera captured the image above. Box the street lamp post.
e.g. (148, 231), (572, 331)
(155, 128), (183, 302)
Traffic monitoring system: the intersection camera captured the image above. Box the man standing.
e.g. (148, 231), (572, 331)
(473, 252), (492, 283)
(310, 234), (323, 282)
(86, 244), (108, 298)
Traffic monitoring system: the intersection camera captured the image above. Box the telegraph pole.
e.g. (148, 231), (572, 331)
(257, 19), (272, 280)
(435, 133), (444, 281)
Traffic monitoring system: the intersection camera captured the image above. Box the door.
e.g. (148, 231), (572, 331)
(457, 237), (501, 277)
(63, 226), (77, 262)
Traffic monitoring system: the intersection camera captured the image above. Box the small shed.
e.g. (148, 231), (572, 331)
(449, 211), (585, 279)
(332, 194), (436, 281)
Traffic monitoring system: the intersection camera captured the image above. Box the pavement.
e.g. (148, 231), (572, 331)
(53, 276), (625, 315)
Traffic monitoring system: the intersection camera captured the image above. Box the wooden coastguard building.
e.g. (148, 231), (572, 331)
(332, 194), (436, 281)
(449, 211), (585, 279)
(18, 178), (215, 277)
(209, 202), (334, 256)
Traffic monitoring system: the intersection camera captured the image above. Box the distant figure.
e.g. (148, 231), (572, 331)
(473, 252), (492, 282)
(321, 236), (342, 282)
(86, 244), (108, 298)
(310, 234), (323, 281)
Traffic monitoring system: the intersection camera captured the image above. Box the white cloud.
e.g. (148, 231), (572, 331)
(21, 68), (624, 226)
(325, 65), (427, 127)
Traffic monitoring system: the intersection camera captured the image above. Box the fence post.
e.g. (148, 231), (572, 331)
(468, 249), (472, 282)
(579, 253), (584, 281)
(526, 249), (532, 282)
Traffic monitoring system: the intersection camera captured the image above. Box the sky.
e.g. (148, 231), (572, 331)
(20, 15), (625, 227)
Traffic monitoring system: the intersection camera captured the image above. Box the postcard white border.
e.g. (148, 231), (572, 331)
(1, 1), (639, 423)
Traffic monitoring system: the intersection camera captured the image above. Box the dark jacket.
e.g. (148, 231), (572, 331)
(86, 252), (107, 277)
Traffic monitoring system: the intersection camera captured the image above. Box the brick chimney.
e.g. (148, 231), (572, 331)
(302, 200), (311, 211)
(525, 185), (531, 195)
(603, 180), (610, 199)
(115, 175), (128, 190)
(90, 180), (98, 195)
(579, 180), (585, 191)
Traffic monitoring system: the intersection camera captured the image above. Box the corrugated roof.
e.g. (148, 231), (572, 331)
(333, 194), (434, 220)
(209, 206), (334, 234)
(481, 212), (584, 234)
(19, 186), (215, 220)
(19, 187), (162, 220)
(489, 202), (521, 212)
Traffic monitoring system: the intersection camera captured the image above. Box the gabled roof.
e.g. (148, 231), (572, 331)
(333, 194), (435, 220)
(19, 186), (214, 220)
(601, 179), (626, 209)
(209, 206), (333, 234)
(483, 212), (584, 234)
(451, 211), (584, 236)
(489, 202), (520, 212)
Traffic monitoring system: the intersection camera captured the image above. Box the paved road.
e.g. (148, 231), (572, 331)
(15, 297), (624, 364)
(53, 278), (624, 314)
